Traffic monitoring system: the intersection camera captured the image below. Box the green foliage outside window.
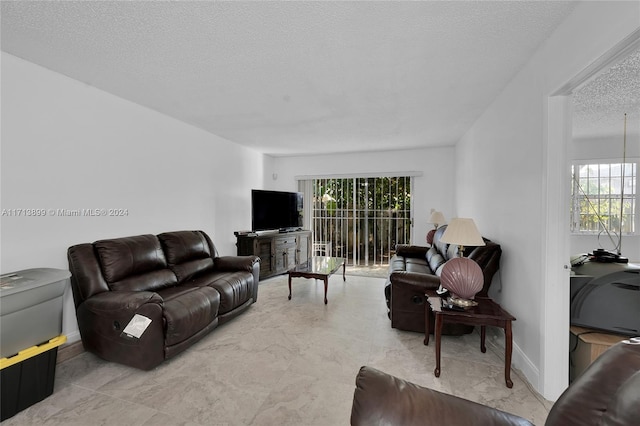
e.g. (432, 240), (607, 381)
(312, 176), (412, 265)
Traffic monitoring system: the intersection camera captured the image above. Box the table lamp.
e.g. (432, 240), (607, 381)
(438, 218), (486, 304)
(426, 210), (446, 245)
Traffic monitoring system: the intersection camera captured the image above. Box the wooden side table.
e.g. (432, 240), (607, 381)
(425, 294), (516, 388)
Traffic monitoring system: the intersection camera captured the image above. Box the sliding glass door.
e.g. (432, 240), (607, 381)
(306, 176), (412, 266)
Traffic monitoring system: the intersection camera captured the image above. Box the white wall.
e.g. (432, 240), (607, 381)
(268, 147), (456, 246)
(455, 1), (640, 399)
(0, 53), (265, 344)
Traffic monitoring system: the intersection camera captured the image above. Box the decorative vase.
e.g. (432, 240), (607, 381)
(440, 257), (483, 300)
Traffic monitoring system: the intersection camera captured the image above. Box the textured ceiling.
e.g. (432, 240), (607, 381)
(1, 1), (585, 156)
(573, 47), (640, 142)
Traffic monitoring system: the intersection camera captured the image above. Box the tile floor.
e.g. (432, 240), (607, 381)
(3, 274), (551, 425)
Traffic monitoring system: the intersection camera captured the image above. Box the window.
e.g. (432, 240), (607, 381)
(570, 161), (637, 235)
(301, 176), (413, 266)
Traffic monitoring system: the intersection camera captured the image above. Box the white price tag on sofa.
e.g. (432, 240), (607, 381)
(121, 314), (152, 339)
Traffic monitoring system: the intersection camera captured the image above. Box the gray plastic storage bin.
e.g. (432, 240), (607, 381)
(0, 268), (70, 358)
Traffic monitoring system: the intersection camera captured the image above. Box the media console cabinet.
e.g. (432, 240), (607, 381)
(236, 230), (312, 280)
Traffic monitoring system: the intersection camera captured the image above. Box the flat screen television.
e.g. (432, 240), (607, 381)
(251, 189), (303, 232)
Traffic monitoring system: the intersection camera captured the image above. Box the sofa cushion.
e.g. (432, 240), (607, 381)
(109, 269), (178, 293)
(185, 271), (254, 314)
(172, 258), (215, 283)
(157, 285), (220, 346)
(95, 234), (169, 284)
(158, 230), (211, 264)
(404, 257), (430, 274)
(209, 272), (254, 314)
(158, 231), (215, 282)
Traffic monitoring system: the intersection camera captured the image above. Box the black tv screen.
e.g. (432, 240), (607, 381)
(251, 189), (303, 232)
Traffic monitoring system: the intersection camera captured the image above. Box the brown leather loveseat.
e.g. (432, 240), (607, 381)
(351, 339), (640, 425)
(67, 230), (260, 370)
(385, 225), (502, 334)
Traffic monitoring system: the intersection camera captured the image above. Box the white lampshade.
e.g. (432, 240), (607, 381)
(427, 211), (446, 226)
(440, 218), (485, 247)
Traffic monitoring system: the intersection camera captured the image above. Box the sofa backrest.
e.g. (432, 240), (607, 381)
(95, 234), (177, 292)
(157, 230), (216, 283)
(545, 339), (640, 426)
(68, 243), (111, 307)
(68, 230), (226, 307)
(468, 240), (502, 297)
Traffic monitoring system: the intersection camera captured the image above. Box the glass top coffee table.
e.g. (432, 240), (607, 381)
(288, 256), (346, 304)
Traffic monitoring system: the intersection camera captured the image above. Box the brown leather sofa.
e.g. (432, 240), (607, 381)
(385, 225), (502, 334)
(67, 230), (260, 370)
(351, 339), (640, 425)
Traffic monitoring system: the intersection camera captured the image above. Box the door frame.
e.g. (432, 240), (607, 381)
(542, 29), (640, 399)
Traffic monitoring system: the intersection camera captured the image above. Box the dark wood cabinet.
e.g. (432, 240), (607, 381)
(236, 230), (312, 280)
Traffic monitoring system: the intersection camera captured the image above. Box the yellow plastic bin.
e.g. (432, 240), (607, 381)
(0, 335), (66, 421)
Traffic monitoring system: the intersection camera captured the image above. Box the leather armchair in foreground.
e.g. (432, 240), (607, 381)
(351, 339), (640, 426)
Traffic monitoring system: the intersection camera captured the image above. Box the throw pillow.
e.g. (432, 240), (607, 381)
(429, 253), (446, 273)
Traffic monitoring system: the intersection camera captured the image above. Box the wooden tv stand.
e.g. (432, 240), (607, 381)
(236, 230), (312, 280)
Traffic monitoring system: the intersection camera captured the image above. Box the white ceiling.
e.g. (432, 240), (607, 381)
(0, 1), (599, 156)
(573, 46), (640, 142)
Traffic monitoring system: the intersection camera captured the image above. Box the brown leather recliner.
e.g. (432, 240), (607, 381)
(351, 339), (640, 426)
(385, 225), (502, 334)
(67, 230), (260, 370)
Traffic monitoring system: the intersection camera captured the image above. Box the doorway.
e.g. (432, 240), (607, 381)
(544, 29), (640, 399)
(304, 176), (413, 271)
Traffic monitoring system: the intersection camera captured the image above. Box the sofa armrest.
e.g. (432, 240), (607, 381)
(82, 290), (163, 313)
(389, 271), (440, 332)
(215, 255), (260, 272)
(215, 255), (261, 302)
(77, 291), (166, 370)
(351, 366), (532, 426)
(395, 244), (430, 259)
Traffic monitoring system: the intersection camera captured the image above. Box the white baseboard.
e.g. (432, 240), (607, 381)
(485, 328), (542, 396)
(62, 330), (82, 345)
(512, 341), (541, 392)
